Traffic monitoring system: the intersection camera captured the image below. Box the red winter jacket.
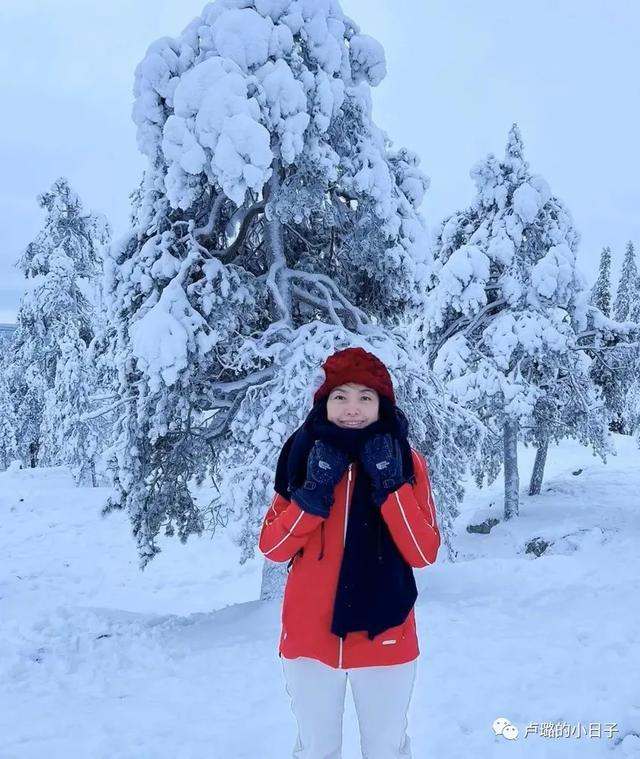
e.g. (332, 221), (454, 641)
(258, 448), (440, 669)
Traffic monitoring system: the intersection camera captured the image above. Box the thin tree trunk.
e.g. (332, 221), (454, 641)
(29, 441), (38, 469)
(503, 418), (519, 520)
(265, 155), (291, 321)
(528, 438), (549, 495)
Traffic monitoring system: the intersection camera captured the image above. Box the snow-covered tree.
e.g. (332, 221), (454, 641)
(7, 274), (48, 468)
(7, 178), (109, 477)
(604, 241), (640, 433)
(587, 246), (625, 433)
(40, 332), (103, 485)
(590, 246), (612, 316)
(0, 328), (14, 357)
(104, 0), (477, 583)
(0, 370), (18, 469)
(81, 300), (120, 485)
(613, 241), (639, 322)
(526, 355), (609, 496)
(424, 124), (609, 516)
(626, 378), (640, 437)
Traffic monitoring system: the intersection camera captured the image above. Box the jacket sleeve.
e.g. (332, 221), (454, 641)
(258, 491), (325, 563)
(379, 449), (441, 568)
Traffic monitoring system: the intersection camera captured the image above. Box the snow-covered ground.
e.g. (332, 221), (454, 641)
(1, 436), (639, 758)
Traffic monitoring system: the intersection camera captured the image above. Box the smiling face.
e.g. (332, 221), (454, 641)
(326, 382), (380, 428)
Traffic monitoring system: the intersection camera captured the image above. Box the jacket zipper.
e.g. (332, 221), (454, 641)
(338, 463), (353, 669)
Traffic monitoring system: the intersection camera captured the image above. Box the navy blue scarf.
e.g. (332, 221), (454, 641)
(274, 396), (418, 641)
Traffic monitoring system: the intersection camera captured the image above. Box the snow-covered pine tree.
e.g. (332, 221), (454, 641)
(7, 247), (48, 468)
(614, 241), (640, 434)
(0, 370), (18, 469)
(604, 241), (640, 433)
(577, 300), (640, 436)
(104, 0), (476, 587)
(40, 333), (104, 485)
(590, 246), (612, 316)
(526, 359), (609, 496)
(425, 124), (608, 517)
(626, 378), (640, 437)
(0, 328), (13, 357)
(78, 184), (146, 487)
(613, 241), (639, 321)
(587, 245), (626, 432)
(82, 301), (120, 485)
(624, 274), (640, 436)
(7, 178), (109, 479)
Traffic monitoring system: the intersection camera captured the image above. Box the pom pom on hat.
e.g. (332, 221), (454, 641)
(313, 347), (396, 404)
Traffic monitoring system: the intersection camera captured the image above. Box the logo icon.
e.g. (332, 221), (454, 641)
(493, 717), (519, 740)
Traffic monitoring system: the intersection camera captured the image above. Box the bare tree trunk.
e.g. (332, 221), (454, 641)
(528, 438), (549, 496)
(503, 418), (519, 520)
(265, 155), (292, 323)
(260, 558), (287, 601)
(29, 441), (38, 469)
(83, 459), (97, 488)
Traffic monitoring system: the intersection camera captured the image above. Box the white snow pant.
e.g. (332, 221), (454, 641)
(280, 655), (418, 759)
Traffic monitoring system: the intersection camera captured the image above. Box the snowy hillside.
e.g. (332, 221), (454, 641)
(1, 437), (639, 758)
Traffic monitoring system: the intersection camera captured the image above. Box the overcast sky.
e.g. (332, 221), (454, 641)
(1, 0), (638, 323)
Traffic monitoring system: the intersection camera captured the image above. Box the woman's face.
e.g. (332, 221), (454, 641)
(326, 383), (380, 428)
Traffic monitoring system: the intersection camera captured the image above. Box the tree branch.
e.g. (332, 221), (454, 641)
(464, 298), (507, 338)
(572, 341), (640, 352)
(79, 395), (136, 422)
(199, 199), (266, 263)
(207, 367), (275, 395)
(194, 192), (226, 238)
(285, 223), (325, 251)
(432, 297), (506, 359)
(291, 284), (348, 318)
(265, 259), (290, 322)
(288, 269), (372, 333)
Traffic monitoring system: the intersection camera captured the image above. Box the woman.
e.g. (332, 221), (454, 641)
(258, 346), (441, 759)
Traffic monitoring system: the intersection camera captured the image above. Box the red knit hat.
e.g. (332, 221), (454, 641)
(313, 347), (396, 404)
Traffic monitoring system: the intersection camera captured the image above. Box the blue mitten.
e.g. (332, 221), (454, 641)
(360, 434), (406, 507)
(292, 440), (350, 518)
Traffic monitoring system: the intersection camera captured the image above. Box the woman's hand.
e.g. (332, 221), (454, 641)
(360, 434), (406, 506)
(292, 441), (350, 518)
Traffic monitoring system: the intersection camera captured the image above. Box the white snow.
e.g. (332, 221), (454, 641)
(486, 232), (515, 267)
(169, 56), (274, 205)
(213, 8), (274, 71)
(130, 281), (215, 392)
(349, 34), (387, 86)
(2, 438), (639, 757)
(427, 243), (490, 328)
(513, 181), (543, 224)
(531, 243), (576, 302)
